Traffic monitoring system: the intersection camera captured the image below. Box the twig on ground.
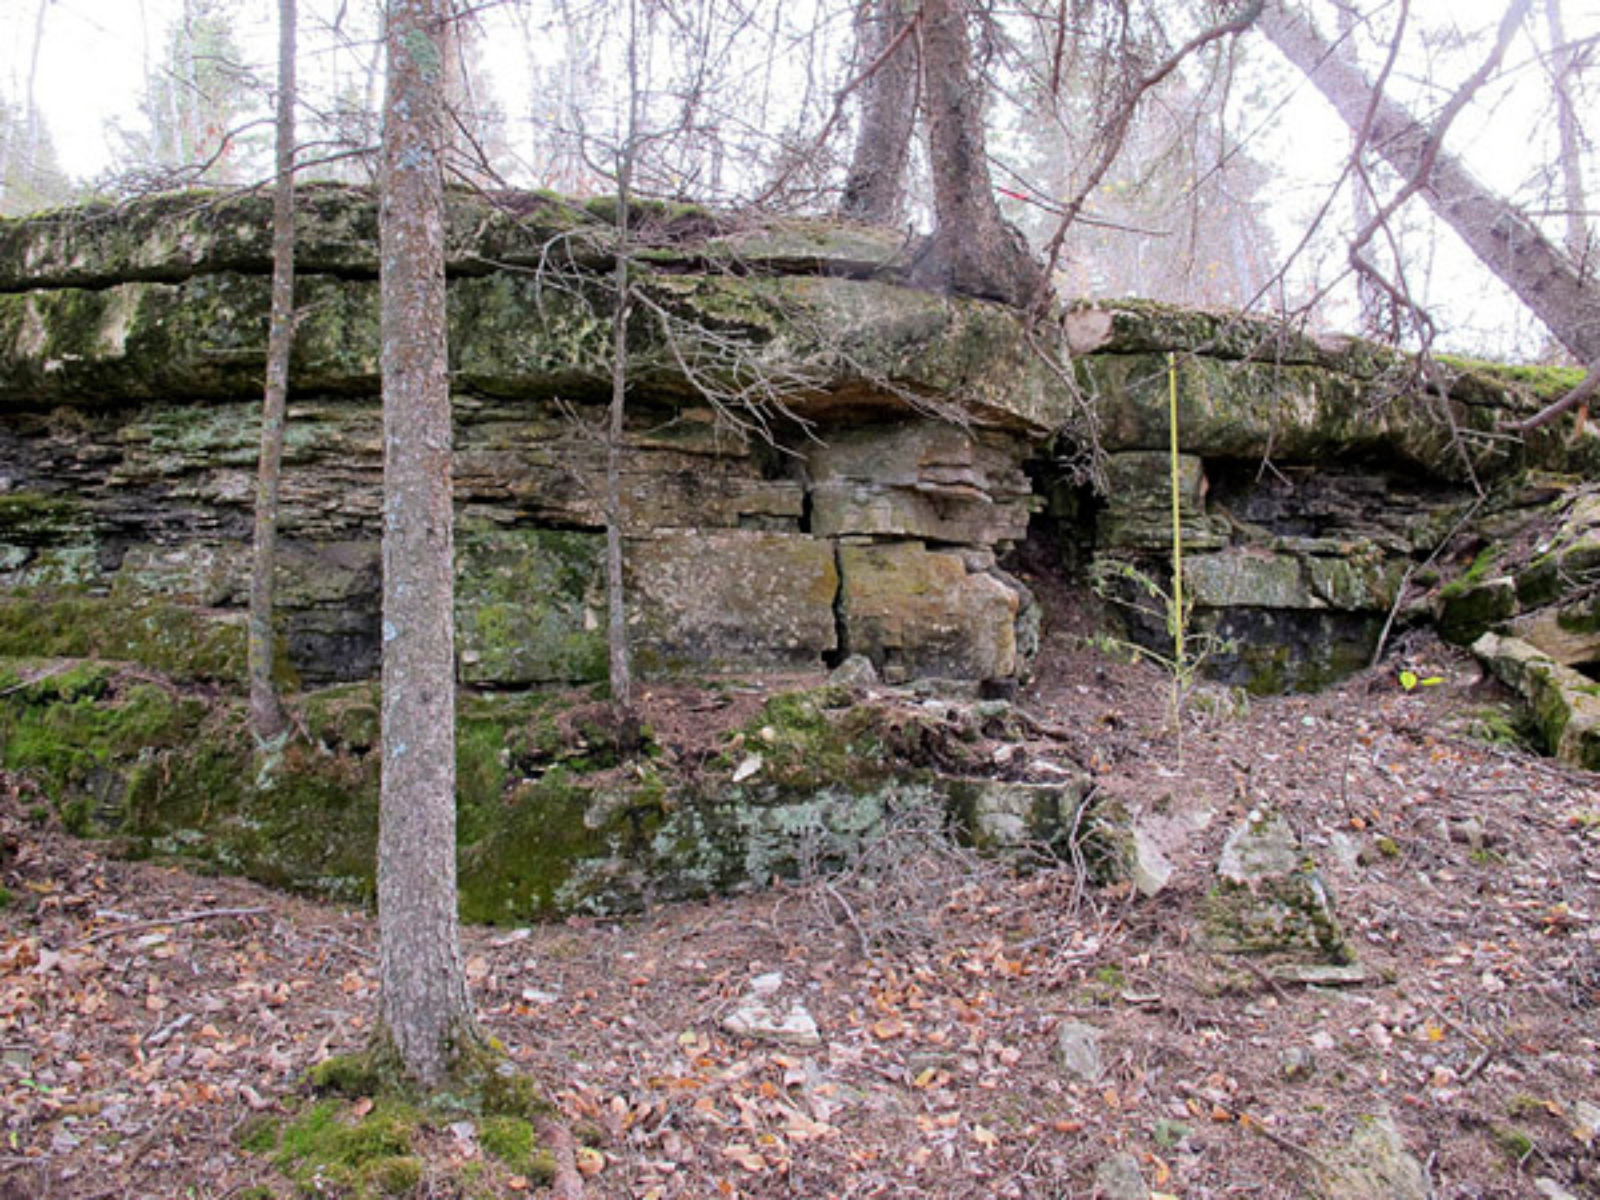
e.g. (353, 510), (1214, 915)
(75, 907), (269, 947)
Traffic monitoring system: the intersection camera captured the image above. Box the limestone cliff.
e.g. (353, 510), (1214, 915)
(0, 186), (1589, 696)
(3, 186), (1597, 918)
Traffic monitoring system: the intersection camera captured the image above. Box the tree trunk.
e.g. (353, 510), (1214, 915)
(1258, 0), (1600, 363)
(1544, 0), (1590, 271)
(248, 0), (297, 747)
(839, 0), (919, 223)
(606, 0), (641, 713)
(914, 0), (1044, 306)
(377, 0), (476, 1088)
(22, 0), (50, 186)
(605, 252), (632, 709)
(1336, 2), (1382, 332)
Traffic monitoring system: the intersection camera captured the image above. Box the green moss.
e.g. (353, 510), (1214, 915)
(269, 1097), (429, 1197)
(368, 1156), (425, 1194)
(1435, 355), (1586, 401)
(310, 1053), (385, 1098)
(455, 529), (607, 687)
(1440, 546), (1500, 598)
(236, 1114), (283, 1154)
(0, 596), (246, 682)
(479, 1065), (555, 1120)
(1555, 592), (1600, 637)
(0, 666), (201, 832)
(1437, 576), (1516, 645)
(457, 766), (608, 923)
(724, 685), (891, 790)
(478, 1115), (553, 1179)
(1461, 705), (1535, 750)
(250, 1054), (564, 1196)
(303, 682), (381, 751)
(1489, 1124), (1535, 1162)
(0, 492), (86, 542)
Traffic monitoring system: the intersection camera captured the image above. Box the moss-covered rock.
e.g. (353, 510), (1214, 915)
(3, 665), (1082, 919)
(455, 529), (607, 686)
(1081, 353), (1511, 480)
(0, 595), (247, 681)
(1473, 632), (1600, 770)
(1200, 807), (1352, 967)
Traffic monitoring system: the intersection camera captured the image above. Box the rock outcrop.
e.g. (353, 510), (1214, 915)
(0, 187), (1585, 697)
(2, 187), (1596, 917)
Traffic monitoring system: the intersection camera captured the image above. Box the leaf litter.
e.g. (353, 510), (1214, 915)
(0, 621), (1598, 1197)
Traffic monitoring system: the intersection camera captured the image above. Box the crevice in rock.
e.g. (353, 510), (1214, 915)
(822, 540), (849, 671)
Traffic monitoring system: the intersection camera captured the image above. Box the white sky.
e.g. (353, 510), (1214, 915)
(2, 0), (1596, 358)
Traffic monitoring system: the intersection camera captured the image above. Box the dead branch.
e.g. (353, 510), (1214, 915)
(1509, 361), (1600, 432)
(534, 1115), (588, 1200)
(752, 7), (921, 210)
(1036, 0), (1266, 300)
(75, 907), (269, 947)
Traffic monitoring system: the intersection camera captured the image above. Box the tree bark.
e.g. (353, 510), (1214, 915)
(377, 0), (476, 1088)
(914, 0), (1043, 306)
(1336, 2), (1382, 332)
(839, 0), (919, 223)
(1258, 0), (1600, 363)
(248, 0), (297, 747)
(606, 0), (640, 712)
(1544, 0), (1590, 270)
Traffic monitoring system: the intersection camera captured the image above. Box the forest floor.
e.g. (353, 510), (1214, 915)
(2, 609), (1599, 1198)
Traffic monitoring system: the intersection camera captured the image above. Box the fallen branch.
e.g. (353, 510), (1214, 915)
(75, 907), (269, 947)
(1509, 361), (1600, 433)
(534, 1115), (588, 1200)
(1176, 1081), (1330, 1169)
(0, 663), (73, 698)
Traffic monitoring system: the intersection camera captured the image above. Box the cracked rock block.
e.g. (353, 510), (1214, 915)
(839, 541), (1028, 681)
(1200, 807), (1355, 973)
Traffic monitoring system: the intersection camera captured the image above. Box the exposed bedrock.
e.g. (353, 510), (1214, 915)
(0, 186), (1589, 698)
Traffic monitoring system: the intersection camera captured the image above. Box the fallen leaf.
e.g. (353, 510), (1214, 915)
(870, 1018), (906, 1041)
(722, 1143), (766, 1172)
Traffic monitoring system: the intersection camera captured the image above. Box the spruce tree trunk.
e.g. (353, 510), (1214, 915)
(839, 0), (919, 224)
(1259, 0), (1600, 363)
(377, 0), (476, 1088)
(915, 0), (1043, 306)
(248, 0), (296, 747)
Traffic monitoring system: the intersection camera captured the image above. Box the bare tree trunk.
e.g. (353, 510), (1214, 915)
(839, 0), (919, 223)
(1336, 2), (1382, 332)
(248, 0), (297, 747)
(606, 249), (632, 710)
(1258, 0), (1600, 363)
(377, 0), (477, 1089)
(605, 0), (641, 713)
(22, 0), (50, 186)
(1544, 0), (1591, 271)
(914, 0), (1043, 306)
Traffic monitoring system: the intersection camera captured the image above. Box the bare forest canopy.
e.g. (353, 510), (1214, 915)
(0, 0), (1593, 362)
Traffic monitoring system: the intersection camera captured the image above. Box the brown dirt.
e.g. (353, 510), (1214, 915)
(3, 609), (1599, 1198)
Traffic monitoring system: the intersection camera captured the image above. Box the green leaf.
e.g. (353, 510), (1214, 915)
(1399, 670), (1418, 691)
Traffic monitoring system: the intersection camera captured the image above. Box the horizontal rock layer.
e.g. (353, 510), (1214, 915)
(0, 186), (1590, 696)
